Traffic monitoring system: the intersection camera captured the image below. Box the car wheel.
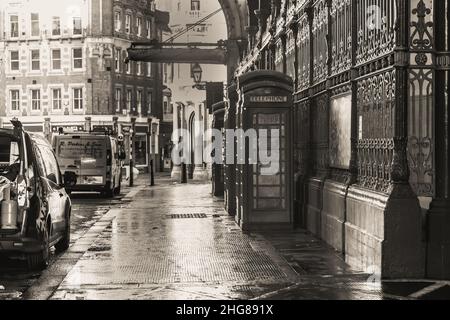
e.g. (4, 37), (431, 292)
(104, 187), (114, 198)
(26, 224), (50, 271)
(55, 210), (71, 253)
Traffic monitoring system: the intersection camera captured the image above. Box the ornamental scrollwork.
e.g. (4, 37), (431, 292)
(356, 70), (396, 193)
(410, 0), (434, 51)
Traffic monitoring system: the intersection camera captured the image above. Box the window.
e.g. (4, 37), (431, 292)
(126, 89), (132, 111)
(73, 48), (83, 69)
(147, 62), (152, 77)
(73, 17), (82, 35)
(52, 49), (61, 70)
(31, 50), (40, 71)
(126, 60), (131, 74)
(125, 14), (131, 34)
(10, 15), (19, 38)
(52, 88), (62, 110)
(73, 88), (83, 110)
(35, 145), (61, 185)
(146, 20), (152, 39)
(137, 62), (142, 75)
(115, 88), (122, 112)
(31, 89), (41, 111)
(52, 17), (61, 36)
(31, 13), (40, 37)
(137, 90), (143, 114)
(147, 92), (153, 114)
(10, 51), (20, 71)
(115, 48), (121, 72)
(191, 0), (200, 11)
(10, 90), (20, 111)
(136, 17), (142, 36)
(187, 23), (207, 33)
(115, 12), (121, 32)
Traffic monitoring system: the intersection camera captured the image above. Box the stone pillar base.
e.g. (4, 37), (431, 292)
(193, 166), (209, 181)
(345, 184), (425, 279)
(321, 180), (348, 253)
(171, 165), (181, 181)
(306, 177), (324, 236)
(427, 199), (450, 280)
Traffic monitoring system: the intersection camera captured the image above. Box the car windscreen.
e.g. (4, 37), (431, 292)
(56, 137), (106, 167)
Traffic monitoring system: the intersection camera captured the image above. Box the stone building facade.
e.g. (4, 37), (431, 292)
(0, 0), (169, 170)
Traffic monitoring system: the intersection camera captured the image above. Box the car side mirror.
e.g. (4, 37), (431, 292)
(47, 173), (58, 185)
(63, 171), (77, 187)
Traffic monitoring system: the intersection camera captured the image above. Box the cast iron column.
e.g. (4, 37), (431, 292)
(427, 0), (450, 279)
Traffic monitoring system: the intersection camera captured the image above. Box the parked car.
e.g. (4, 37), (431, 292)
(53, 132), (125, 197)
(0, 120), (74, 270)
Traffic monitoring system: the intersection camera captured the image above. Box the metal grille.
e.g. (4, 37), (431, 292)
(168, 213), (208, 219)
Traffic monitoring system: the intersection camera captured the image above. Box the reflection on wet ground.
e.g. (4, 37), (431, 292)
(47, 178), (383, 300)
(0, 191), (126, 300)
(2, 176), (449, 300)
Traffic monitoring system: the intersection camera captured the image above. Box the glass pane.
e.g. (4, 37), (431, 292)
(259, 113), (280, 124)
(258, 186), (281, 197)
(258, 199), (281, 209)
(258, 175), (281, 185)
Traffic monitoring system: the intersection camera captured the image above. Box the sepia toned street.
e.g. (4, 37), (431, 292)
(1, 174), (449, 300)
(1, 0), (450, 307)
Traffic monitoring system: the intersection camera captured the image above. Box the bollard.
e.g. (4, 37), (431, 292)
(129, 160), (134, 187)
(181, 162), (187, 184)
(150, 159), (155, 186)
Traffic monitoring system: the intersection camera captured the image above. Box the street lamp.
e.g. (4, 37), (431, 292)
(191, 63), (203, 84)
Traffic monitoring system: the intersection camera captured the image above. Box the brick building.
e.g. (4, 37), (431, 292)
(0, 0), (170, 171)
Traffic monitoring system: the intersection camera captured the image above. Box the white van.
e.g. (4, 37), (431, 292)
(53, 132), (125, 197)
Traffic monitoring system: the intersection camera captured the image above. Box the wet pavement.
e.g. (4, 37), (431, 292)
(0, 185), (131, 300)
(1, 174), (450, 300)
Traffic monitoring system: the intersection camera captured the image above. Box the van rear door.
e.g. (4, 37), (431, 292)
(55, 135), (82, 184)
(79, 136), (107, 186)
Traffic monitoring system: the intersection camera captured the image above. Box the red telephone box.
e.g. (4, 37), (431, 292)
(235, 71), (294, 231)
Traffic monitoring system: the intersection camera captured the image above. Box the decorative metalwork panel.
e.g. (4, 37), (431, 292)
(410, 0), (434, 51)
(356, 0), (396, 65)
(407, 0), (435, 197)
(312, 0), (329, 84)
(330, 0), (352, 75)
(311, 93), (329, 175)
(297, 13), (311, 92)
(286, 29), (296, 81)
(275, 38), (284, 73)
(408, 69), (434, 196)
(356, 70), (396, 192)
(294, 100), (311, 175)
